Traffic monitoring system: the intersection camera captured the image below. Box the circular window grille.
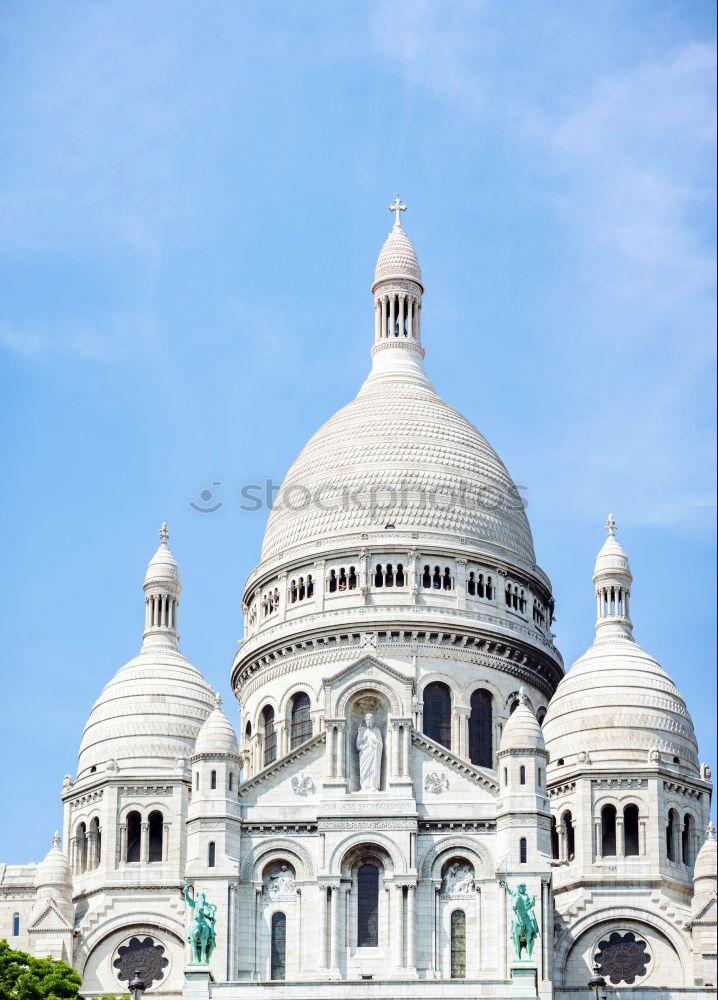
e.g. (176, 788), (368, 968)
(113, 936), (169, 989)
(595, 931), (651, 985)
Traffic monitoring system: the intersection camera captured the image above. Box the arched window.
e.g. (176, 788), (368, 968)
(563, 810), (575, 860)
(271, 912), (286, 980)
(666, 808), (678, 862)
(290, 692), (312, 749)
(90, 816), (101, 869)
(348, 566), (357, 589)
(306, 574), (314, 598)
(682, 813), (693, 865)
(519, 838), (527, 864)
(468, 572), (476, 596)
(468, 688), (492, 767)
(519, 765), (526, 785)
(357, 864), (379, 947)
(262, 705), (277, 767)
(328, 569), (337, 593)
(509, 699), (519, 715)
(551, 817), (559, 860)
(433, 566), (441, 589)
(422, 565), (431, 588)
(126, 811), (141, 863)
(443, 568), (452, 590)
(77, 822), (87, 873)
(396, 563), (405, 587)
(228, 772), (233, 791)
(601, 804), (617, 857)
(450, 909), (466, 979)
(12, 913), (19, 936)
(423, 682), (452, 749)
(245, 720), (252, 743)
(338, 568), (347, 590)
(208, 842), (216, 868)
(290, 580), (297, 603)
(385, 564), (394, 587)
(486, 576), (493, 600)
(298, 577), (305, 600)
(624, 804), (640, 856)
(148, 810), (163, 862)
(374, 564), (384, 587)
(536, 707), (547, 726)
(210, 770), (217, 789)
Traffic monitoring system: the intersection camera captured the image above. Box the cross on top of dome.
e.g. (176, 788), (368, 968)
(389, 195), (407, 229)
(606, 513), (616, 537)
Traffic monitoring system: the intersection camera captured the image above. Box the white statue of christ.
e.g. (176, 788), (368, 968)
(356, 713), (383, 791)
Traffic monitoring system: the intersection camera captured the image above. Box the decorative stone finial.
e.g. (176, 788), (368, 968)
(606, 513), (616, 537)
(52, 831), (61, 849)
(389, 195), (407, 229)
(159, 522), (169, 544)
(518, 686), (528, 706)
(214, 691), (222, 709)
(707, 820), (716, 841)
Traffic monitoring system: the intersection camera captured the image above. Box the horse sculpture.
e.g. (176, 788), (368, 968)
(501, 880), (540, 959)
(184, 880), (217, 965)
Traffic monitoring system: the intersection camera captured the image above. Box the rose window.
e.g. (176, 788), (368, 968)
(113, 936), (169, 989)
(595, 931), (650, 985)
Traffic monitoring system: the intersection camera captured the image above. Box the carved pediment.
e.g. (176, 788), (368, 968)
(413, 731), (499, 796)
(28, 901), (73, 932)
(325, 653), (413, 691)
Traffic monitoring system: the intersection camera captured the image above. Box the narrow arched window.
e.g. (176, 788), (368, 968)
(666, 808), (678, 861)
(208, 841), (216, 868)
(348, 566), (357, 589)
(298, 577), (305, 600)
(450, 909), (466, 978)
(433, 566), (441, 589)
(683, 813), (693, 865)
(244, 720), (251, 743)
(271, 911), (287, 980)
(505, 585), (512, 606)
(443, 568), (452, 590)
(262, 705), (277, 767)
(374, 564), (384, 587)
(477, 573), (485, 598)
(290, 692), (312, 749)
(551, 817), (559, 860)
(329, 569), (337, 592)
(468, 688), (492, 767)
(126, 811), (141, 863)
(396, 563), (405, 587)
(624, 804), (639, 856)
(520, 765), (526, 785)
(357, 864), (379, 947)
(90, 816), (101, 869)
(228, 772), (233, 791)
(422, 565), (431, 588)
(423, 681), (452, 749)
(77, 822), (87, 873)
(601, 805), (617, 856)
(536, 707), (547, 725)
(563, 810), (575, 860)
(486, 576), (493, 599)
(290, 580), (297, 603)
(509, 699), (519, 715)
(12, 913), (19, 936)
(519, 838), (527, 864)
(306, 574), (314, 597)
(148, 810), (163, 862)
(468, 572), (476, 596)
(210, 770), (217, 789)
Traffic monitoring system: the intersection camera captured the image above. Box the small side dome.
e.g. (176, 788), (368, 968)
(499, 689), (545, 753)
(34, 833), (72, 889)
(144, 523), (179, 585)
(593, 514), (631, 580)
(194, 696), (240, 757)
(694, 822), (717, 888)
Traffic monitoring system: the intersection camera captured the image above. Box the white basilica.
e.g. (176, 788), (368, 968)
(1, 204), (715, 1000)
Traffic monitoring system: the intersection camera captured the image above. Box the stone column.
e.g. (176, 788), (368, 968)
(118, 824), (127, 865)
(380, 296), (387, 338)
(403, 725), (411, 777)
(162, 823), (169, 862)
(317, 886), (328, 970)
(314, 559), (326, 612)
(398, 294), (405, 336)
(329, 886), (339, 971)
(336, 722), (346, 779)
(594, 817), (602, 860)
(433, 884), (441, 976)
(456, 558), (467, 611)
(393, 722), (401, 778)
(393, 884), (404, 968)
(616, 817), (625, 857)
(407, 297), (414, 339)
(374, 301), (381, 342)
(639, 818), (647, 856)
(227, 883), (236, 981)
(456, 709), (469, 760)
(406, 884), (416, 969)
(389, 296), (396, 337)
(676, 823), (685, 864)
(557, 824), (566, 862)
(140, 822), (149, 863)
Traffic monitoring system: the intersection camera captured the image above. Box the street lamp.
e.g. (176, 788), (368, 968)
(587, 963), (607, 1000)
(129, 970), (145, 1000)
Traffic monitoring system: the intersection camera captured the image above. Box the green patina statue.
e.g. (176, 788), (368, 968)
(501, 880), (540, 959)
(184, 879), (217, 965)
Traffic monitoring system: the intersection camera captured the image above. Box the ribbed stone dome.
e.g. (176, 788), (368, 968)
(77, 646), (215, 779)
(543, 635), (698, 771)
(194, 703), (240, 757)
(373, 224), (422, 286)
(34, 834), (71, 889)
(260, 375), (536, 566)
(693, 824), (717, 885)
(499, 691), (545, 752)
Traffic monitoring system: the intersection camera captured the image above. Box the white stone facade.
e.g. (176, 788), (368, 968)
(1, 209), (715, 1000)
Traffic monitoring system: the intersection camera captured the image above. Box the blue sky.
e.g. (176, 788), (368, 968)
(0, 1), (715, 863)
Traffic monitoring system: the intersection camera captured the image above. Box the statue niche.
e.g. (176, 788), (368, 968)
(347, 693), (388, 792)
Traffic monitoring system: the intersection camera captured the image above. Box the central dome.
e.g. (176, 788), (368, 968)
(261, 375), (536, 566)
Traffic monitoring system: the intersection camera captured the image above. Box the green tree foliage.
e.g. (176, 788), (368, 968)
(0, 940), (81, 1000)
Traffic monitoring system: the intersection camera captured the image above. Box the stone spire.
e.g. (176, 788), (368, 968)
(143, 523), (181, 649)
(593, 514), (634, 641)
(366, 199), (428, 387)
